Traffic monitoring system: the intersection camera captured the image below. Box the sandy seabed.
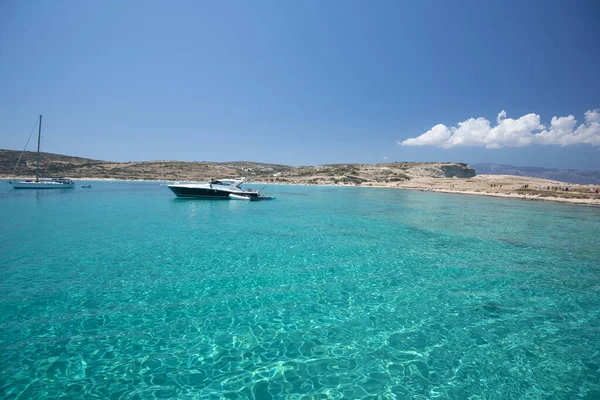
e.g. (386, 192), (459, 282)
(254, 175), (600, 207)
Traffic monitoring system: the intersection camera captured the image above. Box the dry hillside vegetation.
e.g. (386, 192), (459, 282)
(0, 150), (474, 183)
(2, 149), (598, 205)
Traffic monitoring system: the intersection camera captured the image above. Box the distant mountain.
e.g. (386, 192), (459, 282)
(472, 163), (600, 184)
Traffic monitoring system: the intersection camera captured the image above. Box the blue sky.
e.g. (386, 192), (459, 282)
(0, 0), (599, 169)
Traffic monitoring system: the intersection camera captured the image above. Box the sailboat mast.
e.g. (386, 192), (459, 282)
(36, 114), (42, 182)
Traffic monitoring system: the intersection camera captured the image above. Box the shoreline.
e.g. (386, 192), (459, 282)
(3, 175), (599, 207)
(385, 186), (600, 207)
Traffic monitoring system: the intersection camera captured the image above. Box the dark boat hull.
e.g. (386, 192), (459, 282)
(168, 185), (259, 199)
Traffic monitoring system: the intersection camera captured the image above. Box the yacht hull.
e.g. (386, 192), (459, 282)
(10, 181), (75, 189)
(167, 184), (259, 199)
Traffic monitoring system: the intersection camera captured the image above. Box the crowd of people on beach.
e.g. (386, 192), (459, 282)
(518, 183), (600, 193)
(521, 184), (571, 191)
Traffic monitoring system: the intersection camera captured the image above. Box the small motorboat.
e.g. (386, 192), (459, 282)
(81, 185), (92, 188)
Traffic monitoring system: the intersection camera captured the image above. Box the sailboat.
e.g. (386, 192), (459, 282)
(9, 115), (75, 189)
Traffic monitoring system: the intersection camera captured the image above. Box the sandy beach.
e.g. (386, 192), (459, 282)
(3, 174), (600, 206)
(370, 174), (600, 206)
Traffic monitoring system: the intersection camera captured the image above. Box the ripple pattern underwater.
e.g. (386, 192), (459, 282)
(1, 181), (599, 399)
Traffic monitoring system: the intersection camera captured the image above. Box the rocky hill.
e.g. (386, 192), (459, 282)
(0, 149), (475, 183)
(273, 162), (475, 185)
(472, 163), (600, 185)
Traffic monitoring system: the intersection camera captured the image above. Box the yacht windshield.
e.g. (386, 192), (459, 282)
(210, 179), (243, 187)
(212, 180), (234, 186)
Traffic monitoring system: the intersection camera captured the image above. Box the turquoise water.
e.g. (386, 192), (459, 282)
(1, 180), (599, 399)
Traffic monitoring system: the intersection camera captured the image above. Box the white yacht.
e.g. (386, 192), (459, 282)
(167, 178), (274, 200)
(11, 177), (75, 189)
(9, 115), (75, 189)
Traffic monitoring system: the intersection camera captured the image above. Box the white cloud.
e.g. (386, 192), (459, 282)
(536, 110), (600, 146)
(399, 109), (600, 148)
(382, 156), (388, 160)
(402, 124), (451, 147)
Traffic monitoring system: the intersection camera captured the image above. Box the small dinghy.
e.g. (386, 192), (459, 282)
(229, 193), (250, 200)
(81, 185), (92, 188)
(229, 193), (276, 201)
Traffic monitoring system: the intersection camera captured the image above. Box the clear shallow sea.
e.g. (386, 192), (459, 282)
(1, 180), (599, 400)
